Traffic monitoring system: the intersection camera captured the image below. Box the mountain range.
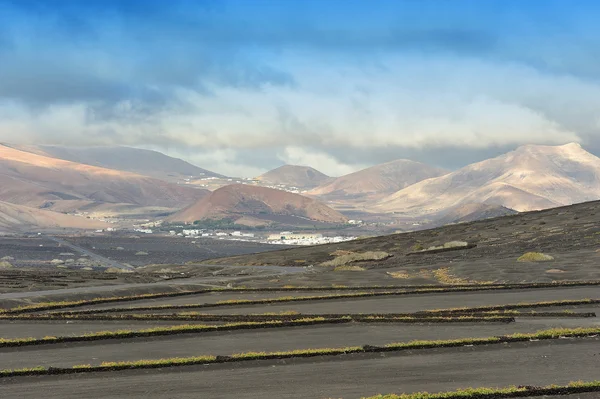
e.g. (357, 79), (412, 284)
(0, 144), (208, 213)
(308, 159), (447, 201)
(10, 144), (223, 182)
(374, 143), (600, 216)
(2, 141), (600, 231)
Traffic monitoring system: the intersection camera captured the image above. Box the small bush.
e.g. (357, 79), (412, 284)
(0, 261), (12, 269)
(50, 259), (64, 265)
(1, 256), (14, 261)
(135, 251), (149, 256)
(387, 271), (410, 279)
(411, 243), (424, 251)
(517, 252), (554, 262)
(443, 241), (468, 249)
(333, 265), (366, 271)
(321, 251), (391, 267)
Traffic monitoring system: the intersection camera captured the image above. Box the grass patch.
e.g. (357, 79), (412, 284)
(321, 251), (391, 267)
(0, 261), (13, 268)
(423, 298), (600, 314)
(387, 271), (411, 279)
(5, 281), (600, 314)
(1, 327), (599, 377)
(0, 318), (340, 348)
(333, 265), (366, 271)
(2, 310), (590, 322)
(363, 380), (600, 399)
(517, 252), (554, 262)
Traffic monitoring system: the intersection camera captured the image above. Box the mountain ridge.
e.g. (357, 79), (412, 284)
(167, 184), (348, 224)
(308, 159), (448, 201)
(255, 165), (332, 189)
(375, 142), (600, 215)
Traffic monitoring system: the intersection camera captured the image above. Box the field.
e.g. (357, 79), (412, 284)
(2, 202), (600, 398)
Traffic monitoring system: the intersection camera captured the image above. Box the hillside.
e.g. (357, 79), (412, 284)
(0, 201), (108, 232)
(255, 165), (332, 189)
(308, 159), (447, 200)
(430, 203), (518, 226)
(0, 144), (208, 210)
(167, 184), (348, 224)
(375, 143), (600, 216)
(10, 144), (224, 182)
(204, 199), (600, 280)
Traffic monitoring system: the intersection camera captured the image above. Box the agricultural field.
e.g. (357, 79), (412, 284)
(1, 282), (600, 398)
(2, 202), (600, 398)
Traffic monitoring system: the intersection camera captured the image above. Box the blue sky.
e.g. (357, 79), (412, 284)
(1, 0), (600, 176)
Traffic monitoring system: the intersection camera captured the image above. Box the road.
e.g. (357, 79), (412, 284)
(1, 339), (598, 398)
(47, 236), (134, 271)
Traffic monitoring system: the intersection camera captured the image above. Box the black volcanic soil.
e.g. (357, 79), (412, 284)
(204, 200), (600, 284)
(66, 235), (287, 266)
(2, 339), (598, 399)
(0, 322), (573, 370)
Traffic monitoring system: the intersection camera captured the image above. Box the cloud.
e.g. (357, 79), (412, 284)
(0, 53), (596, 176)
(277, 146), (367, 177)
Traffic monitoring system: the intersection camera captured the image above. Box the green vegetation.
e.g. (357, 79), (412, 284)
(333, 265), (366, 271)
(0, 318), (338, 347)
(4, 281), (600, 315)
(1, 327), (599, 378)
(517, 252), (554, 262)
(0, 261), (12, 268)
(423, 298), (600, 314)
(321, 251), (391, 267)
(363, 380), (600, 399)
(1, 309), (589, 322)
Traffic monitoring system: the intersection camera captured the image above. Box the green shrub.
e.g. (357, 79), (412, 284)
(517, 252), (554, 262)
(321, 251), (390, 267)
(333, 265), (366, 271)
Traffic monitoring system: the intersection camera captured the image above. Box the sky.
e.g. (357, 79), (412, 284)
(1, 0), (600, 177)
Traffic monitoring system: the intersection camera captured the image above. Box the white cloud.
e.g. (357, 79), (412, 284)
(0, 53), (598, 176)
(277, 146), (367, 177)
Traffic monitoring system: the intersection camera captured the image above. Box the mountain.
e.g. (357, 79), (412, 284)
(0, 144), (208, 210)
(167, 184), (348, 224)
(255, 165), (332, 189)
(308, 159), (448, 200)
(0, 201), (108, 232)
(10, 144), (224, 182)
(375, 143), (600, 215)
(430, 203), (518, 226)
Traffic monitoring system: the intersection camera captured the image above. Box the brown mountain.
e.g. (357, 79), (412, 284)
(255, 165), (332, 189)
(430, 203), (518, 226)
(0, 144), (208, 211)
(308, 159), (448, 200)
(0, 201), (108, 232)
(11, 144), (224, 182)
(167, 184), (348, 224)
(375, 143), (600, 215)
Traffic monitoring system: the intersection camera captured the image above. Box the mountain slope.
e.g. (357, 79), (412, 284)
(308, 159), (447, 200)
(10, 144), (224, 182)
(0, 144), (208, 210)
(167, 184), (348, 224)
(0, 201), (108, 232)
(255, 165), (332, 189)
(376, 143), (600, 215)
